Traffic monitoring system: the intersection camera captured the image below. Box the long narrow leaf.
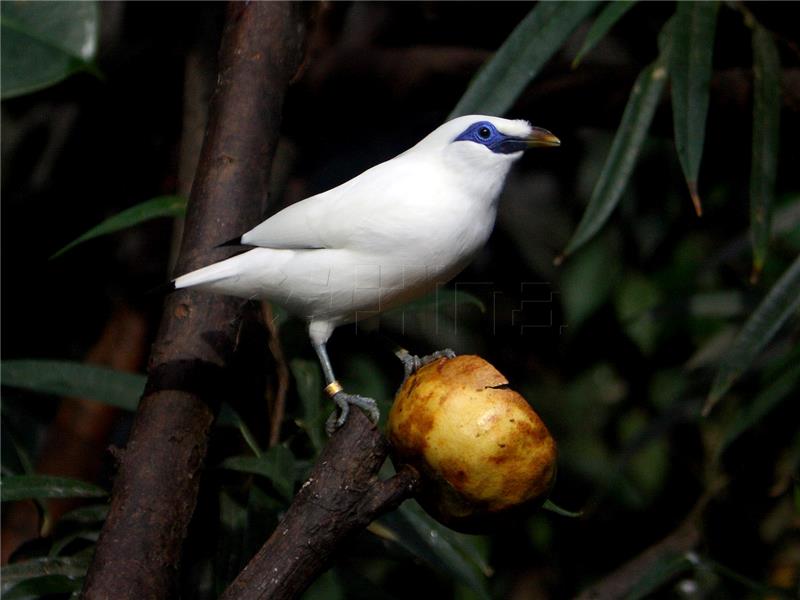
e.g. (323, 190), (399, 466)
(572, 0), (637, 68)
(1, 554), (91, 594)
(669, 1), (720, 216)
(51, 195), (186, 259)
(376, 504), (491, 598)
(450, 1), (600, 118)
(1, 360), (145, 411)
(749, 26), (781, 282)
(1, 475), (106, 502)
(559, 58), (667, 259)
(3, 575), (83, 600)
(718, 361), (800, 458)
(706, 254), (800, 413)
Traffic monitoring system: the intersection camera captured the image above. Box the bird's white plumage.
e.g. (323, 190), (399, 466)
(174, 115), (537, 344)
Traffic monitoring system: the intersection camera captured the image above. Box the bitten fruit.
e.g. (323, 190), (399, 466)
(388, 355), (557, 532)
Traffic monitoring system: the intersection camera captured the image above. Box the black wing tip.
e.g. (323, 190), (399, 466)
(217, 236), (243, 248)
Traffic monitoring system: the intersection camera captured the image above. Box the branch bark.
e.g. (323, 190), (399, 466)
(82, 4), (308, 599)
(220, 410), (419, 600)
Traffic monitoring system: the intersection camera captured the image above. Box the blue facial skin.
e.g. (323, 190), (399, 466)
(454, 121), (528, 154)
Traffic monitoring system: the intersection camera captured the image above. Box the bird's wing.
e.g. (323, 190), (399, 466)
(239, 191), (336, 250)
(239, 155), (437, 251)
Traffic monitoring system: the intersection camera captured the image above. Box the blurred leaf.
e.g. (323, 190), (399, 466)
(749, 25), (781, 281)
(1, 474), (106, 502)
(221, 446), (296, 502)
(290, 359), (326, 452)
(572, 0), (637, 68)
(49, 529), (99, 557)
(615, 274), (663, 354)
(1, 552), (91, 596)
(0, 0), (99, 99)
(3, 575), (83, 600)
(450, 1), (600, 118)
(706, 254), (800, 413)
(560, 232), (622, 330)
(624, 553), (694, 600)
(51, 195), (187, 259)
(688, 291), (746, 319)
(560, 57), (667, 259)
(1, 360), (145, 411)
(390, 289), (485, 316)
(60, 504), (109, 525)
(718, 361), (800, 457)
(341, 354), (393, 430)
(377, 503), (491, 598)
(685, 326), (738, 371)
(217, 403), (262, 457)
(669, 1), (720, 216)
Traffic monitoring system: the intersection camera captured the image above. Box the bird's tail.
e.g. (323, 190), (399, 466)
(173, 258), (240, 290)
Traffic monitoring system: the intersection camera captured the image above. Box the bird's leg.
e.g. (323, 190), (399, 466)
(312, 340), (380, 435)
(395, 347), (457, 380)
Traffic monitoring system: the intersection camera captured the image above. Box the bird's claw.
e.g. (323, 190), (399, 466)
(326, 391), (380, 435)
(399, 348), (457, 380)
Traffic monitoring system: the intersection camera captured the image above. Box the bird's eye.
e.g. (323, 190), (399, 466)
(478, 126), (492, 139)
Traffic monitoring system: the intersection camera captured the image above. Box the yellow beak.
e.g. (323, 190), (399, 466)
(526, 127), (561, 148)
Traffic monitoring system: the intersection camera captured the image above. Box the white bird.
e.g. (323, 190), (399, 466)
(171, 115), (559, 430)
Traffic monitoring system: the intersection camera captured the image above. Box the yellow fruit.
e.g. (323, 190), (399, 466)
(388, 355), (557, 532)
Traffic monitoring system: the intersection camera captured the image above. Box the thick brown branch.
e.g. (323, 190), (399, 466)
(220, 410), (420, 600)
(82, 4), (307, 599)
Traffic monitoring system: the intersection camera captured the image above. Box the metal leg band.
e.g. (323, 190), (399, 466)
(324, 380), (343, 397)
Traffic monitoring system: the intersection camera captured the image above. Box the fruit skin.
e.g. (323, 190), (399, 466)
(387, 355), (557, 533)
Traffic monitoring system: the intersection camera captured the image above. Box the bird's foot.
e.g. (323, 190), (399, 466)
(326, 391), (380, 435)
(397, 348), (457, 380)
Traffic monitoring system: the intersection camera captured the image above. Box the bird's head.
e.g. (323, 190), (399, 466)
(416, 115), (559, 183)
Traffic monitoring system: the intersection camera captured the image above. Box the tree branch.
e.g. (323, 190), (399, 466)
(82, 4), (308, 598)
(220, 410), (419, 600)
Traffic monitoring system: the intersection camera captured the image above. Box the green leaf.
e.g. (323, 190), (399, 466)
(559, 56), (668, 259)
(572, 0), (637, 68)
(718, 361), (800, 457)
(706, 254), (800, 413)
(749, 26), (781, 282)
(449, 1), (600, 118)
(389, 289), (486, 316)
(1, 1), (99, 99)
(560, 232), (622, 330)
(290, 359), (326, 452)
(3, 575), (83, 600)
(669, 1), (720, 216)
(1, 553), (91, 595)
(221, 446), (296, 502)
(1, 474), (106, 502)
(1, 360), (145, 411)
(217, 403), (263, 457)
(51, 195), (187, 259)
(376, 503), (491, 598)
(49, 529), (99, 557)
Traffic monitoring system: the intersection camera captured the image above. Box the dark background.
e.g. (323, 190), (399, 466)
(2, 2), (799, 598)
